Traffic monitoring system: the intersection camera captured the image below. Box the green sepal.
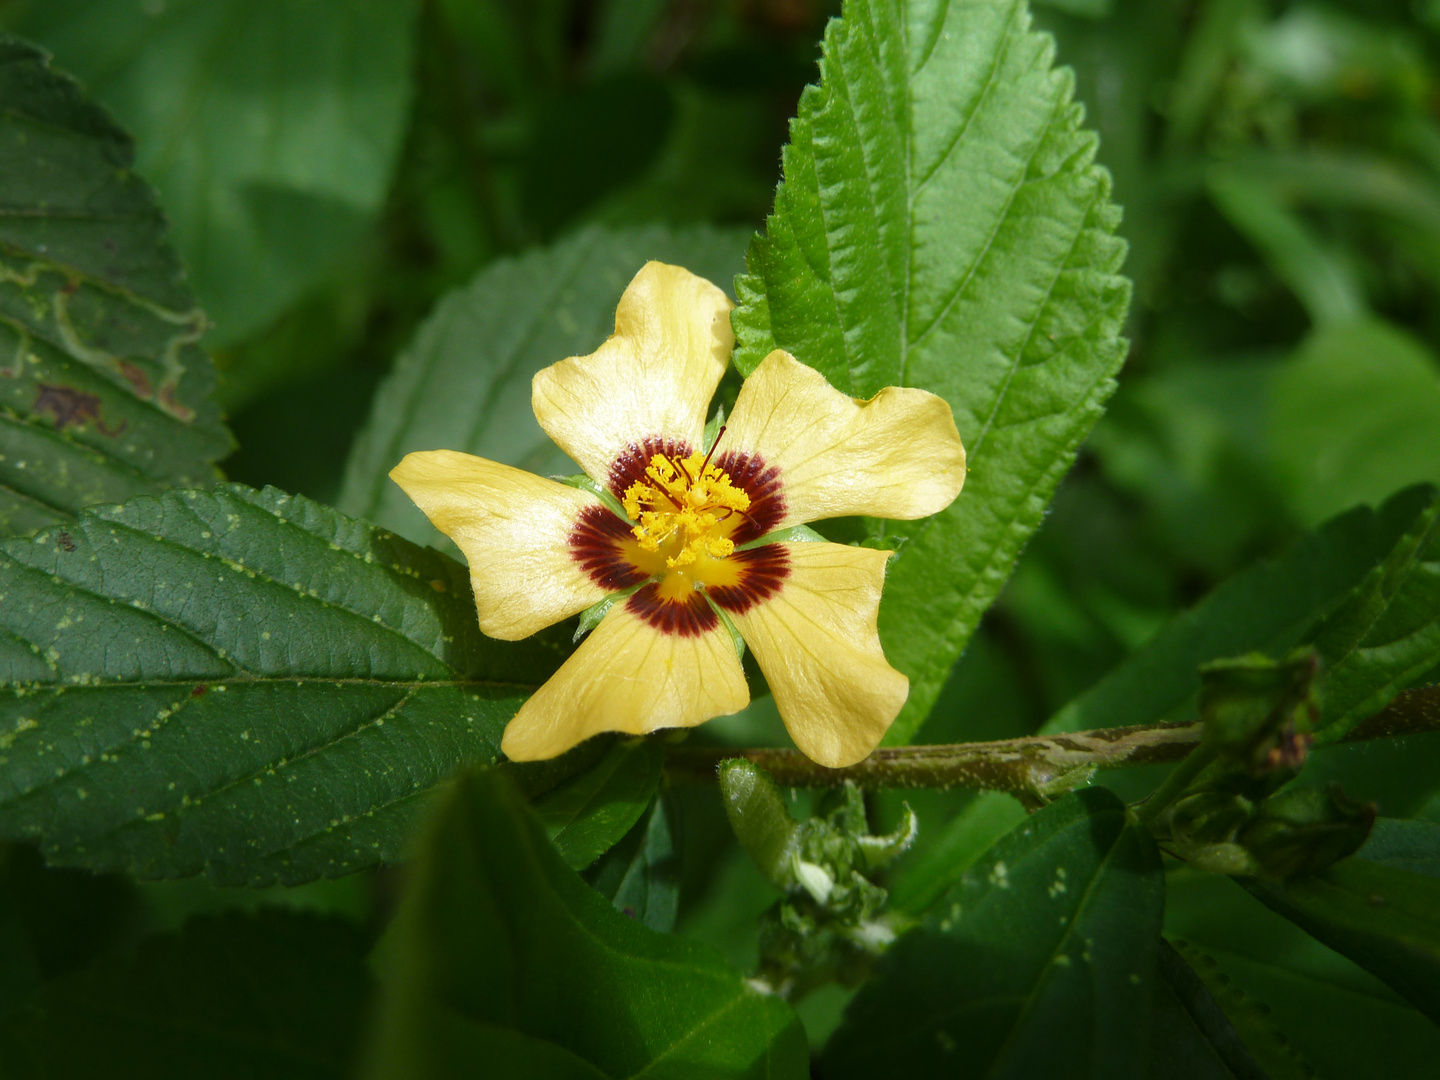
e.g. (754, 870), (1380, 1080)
(718, 760), (801, 888)
(739, 523), (828, 549)
(703, 403), (727, 453)
(551, 473), (629, 522)
(574, 584), (643, 643)
(708, 598), (746, 662)
(857, 534), (908, 556)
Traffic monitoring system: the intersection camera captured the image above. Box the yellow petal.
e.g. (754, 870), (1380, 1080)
(731, 542), (908, 768)
(501, 605), (749, 761)
(390, 450), (607, 641)
(532, 262), (734, 485)
(724, 350), (965, 526)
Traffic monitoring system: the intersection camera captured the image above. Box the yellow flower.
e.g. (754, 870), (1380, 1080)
(390, 263), (966, 768)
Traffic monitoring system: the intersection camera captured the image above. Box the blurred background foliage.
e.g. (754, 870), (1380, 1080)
(4, 0), (1440, 1054)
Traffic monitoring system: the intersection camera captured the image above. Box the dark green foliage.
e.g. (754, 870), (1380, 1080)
(1148, 941), (1268, 1080)
(367, 768), (808, 1079)
(2, 0), (1440, 1074)
(1167, 869), (1440, 1080)
(1, 909), (373, 1079)
(1361, 817), (1440, 879)
(1048, 488), (1435, 735)
(585, 793), (682, 932)
(1307, 488), (1440, 741)
(821, 789), (1164, 1079)
(533, 738), (664, 870)
(4, 1), (417, 344)
(0, 37), (230, 537)
(0, 484), (567, 884)
(1246, 859), (1440, 1025)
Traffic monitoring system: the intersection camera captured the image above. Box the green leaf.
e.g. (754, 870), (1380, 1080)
(1208, 168), (1367, 325)
(1306, 487), (1440, 742)
(1245, 858), (1440, 1025)
(1148, 940), (1269, 1080)
(886, 790), (1028, 915)
(0, 843), (139, 1020)
(820, 788), (1163, 1080)
(339, 224), (750, 549)
(0, 483), (568, 885)
(1166, 866), (1440, 1080)
(0, 37), (231, 537)
(1047, 486), (1434, 734)
(1271, 320), (1440, 528)
(6, 2), (417, 344)
(1360, 817), (1440, 879)
(366, 767), (808, 1080)
(532, 739), (663, 870)
(0, 909), (371, 1079)
(585, 792), (681, 933)
(731, 0), (1130, 742)
(1163, 939), (1315, 1080)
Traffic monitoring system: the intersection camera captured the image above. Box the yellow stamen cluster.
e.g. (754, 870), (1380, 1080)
(623, 452), (751, 569)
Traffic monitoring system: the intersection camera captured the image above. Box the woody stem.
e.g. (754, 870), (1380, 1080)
(662, 686), (1440, 805)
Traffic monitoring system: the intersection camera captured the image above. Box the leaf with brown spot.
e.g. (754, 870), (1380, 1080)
(0, 37), (232, 539)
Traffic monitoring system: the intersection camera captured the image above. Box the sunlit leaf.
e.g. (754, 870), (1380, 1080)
(732, 0), (1131, 741)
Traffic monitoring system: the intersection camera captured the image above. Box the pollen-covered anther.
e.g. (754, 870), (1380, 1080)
(622, 450), (751, 569)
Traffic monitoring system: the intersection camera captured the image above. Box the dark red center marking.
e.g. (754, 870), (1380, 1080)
(606, 435), (695, 500)
(569, 505), (648, 591)
(706, 544), (790, 615)
(711, 448), (785, 544)
(570, 435), (793, 636)
(626, 584), (718, 637)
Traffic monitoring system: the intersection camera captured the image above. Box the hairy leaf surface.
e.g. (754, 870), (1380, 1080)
(0, 484), (568, 884)
(0, 38), (230, 537)
(732, 0), (1131, 740)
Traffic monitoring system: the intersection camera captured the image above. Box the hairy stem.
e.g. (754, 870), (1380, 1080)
(665, 686), (1440, 802)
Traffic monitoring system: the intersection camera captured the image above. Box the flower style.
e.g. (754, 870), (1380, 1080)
(390, 263), (966, 768)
